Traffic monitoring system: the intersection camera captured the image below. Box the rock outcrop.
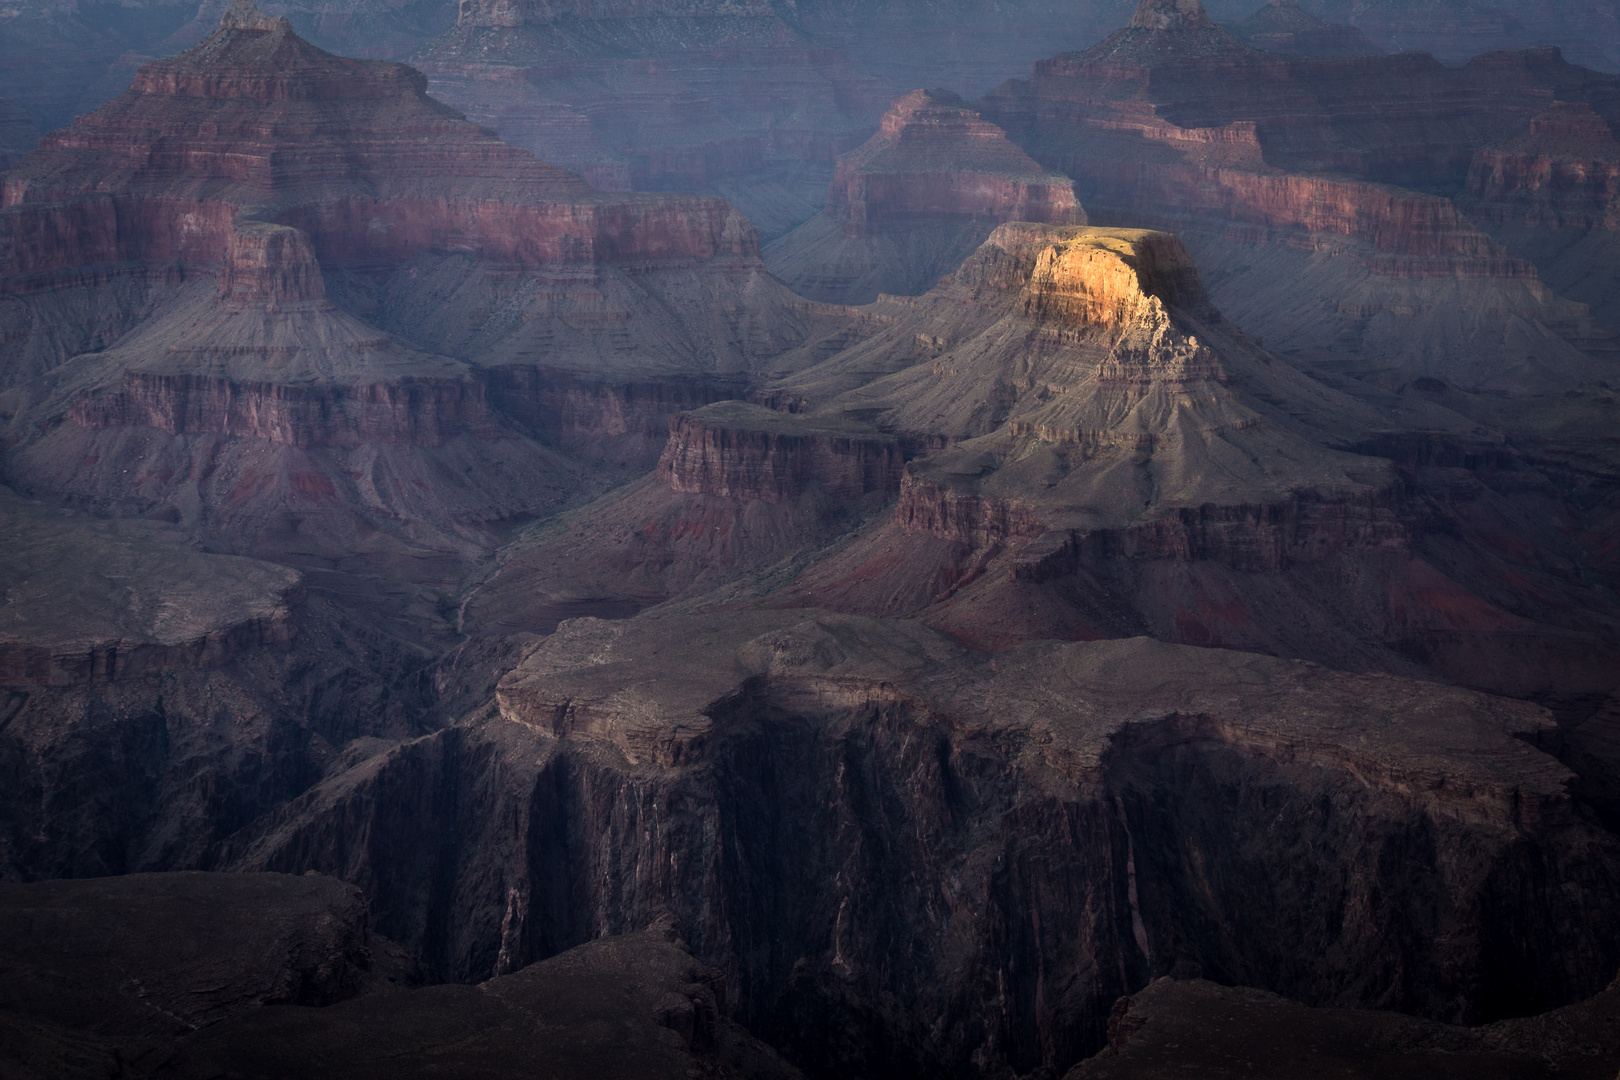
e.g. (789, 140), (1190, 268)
(160, 923), (802, 1079)
(0, 872), (374, 1041)
(746, 224), (1619, 696)
(766, 88), (1085, 303)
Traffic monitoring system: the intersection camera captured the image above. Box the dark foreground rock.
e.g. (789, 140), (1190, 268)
(156, 923), (803, 1080)
(0, 871), (794, 1080)
(0, 871), (375, 1045)
(1070, 973), (1620, 1080)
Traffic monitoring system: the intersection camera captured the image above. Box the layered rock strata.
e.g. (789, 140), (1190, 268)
(660, 400), (904, 503)
(0, 4), (831, 562)
(766, 88), (1086, 303)
(753, 223), (1618, 695)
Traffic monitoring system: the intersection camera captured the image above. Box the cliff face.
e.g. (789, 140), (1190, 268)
(660, 402), (905, 503)
(1464, 101), (1620, 230)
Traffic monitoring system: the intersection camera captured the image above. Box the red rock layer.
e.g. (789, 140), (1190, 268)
(221, 220), (327, 305)
(69, 370), (494, 449)
(1083, 163), (1538, 276)
(659, 406), (904, 503)
(828, 89), (1084, 237)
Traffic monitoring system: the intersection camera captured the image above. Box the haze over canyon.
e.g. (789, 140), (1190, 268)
(1, 0), (1619, 1076)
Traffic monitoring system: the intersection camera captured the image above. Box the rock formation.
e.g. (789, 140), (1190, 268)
(0, 2), (1617, 1079)
(0, 872), (377, 1041)
(197, 610), (1620, 1077)
(0, 872), (792, 1080)
(765, 88), (1086, 302)
(0, 3), (829, 565)
(977, 0), (1620, 398)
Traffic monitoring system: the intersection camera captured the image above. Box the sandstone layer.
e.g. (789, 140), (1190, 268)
(766, 88), (1086, 303)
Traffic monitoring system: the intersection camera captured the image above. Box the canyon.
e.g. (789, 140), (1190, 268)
(1, 0), (1619, 1076)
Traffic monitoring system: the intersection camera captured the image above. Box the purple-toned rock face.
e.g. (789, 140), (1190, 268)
(1, 2), (1618, 1079)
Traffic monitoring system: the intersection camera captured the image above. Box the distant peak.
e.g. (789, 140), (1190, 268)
(219, 0), (291, 31)
(1129, 0), (1215, 30)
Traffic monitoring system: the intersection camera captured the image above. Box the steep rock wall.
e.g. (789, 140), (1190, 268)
(659, 407), (905, 503)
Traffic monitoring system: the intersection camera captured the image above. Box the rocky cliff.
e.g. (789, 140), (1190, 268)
(205, 612), (1620, 1077)
(660, 401), (904, 503)
(749, 223), (1619, 696)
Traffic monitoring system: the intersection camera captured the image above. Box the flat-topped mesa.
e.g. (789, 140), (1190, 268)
(830, 89), (1085, 237)
(659, 401), (904, 503)
(221, 220), (326, 307)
